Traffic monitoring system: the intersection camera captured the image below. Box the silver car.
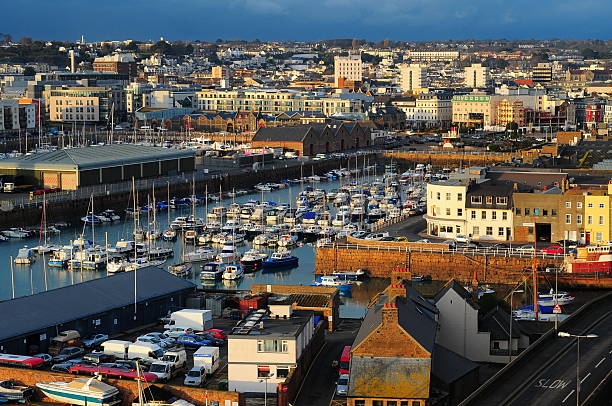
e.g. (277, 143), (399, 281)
(336, 374), (349, 396)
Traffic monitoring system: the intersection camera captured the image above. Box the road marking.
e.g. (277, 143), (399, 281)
(562, 390), (575, 403)
(595, 358), (606, 368)
(534, 378), (570, 389)
(580, 372), (591, 383)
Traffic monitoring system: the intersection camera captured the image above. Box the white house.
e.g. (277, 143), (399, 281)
(228, 305), (315, 393)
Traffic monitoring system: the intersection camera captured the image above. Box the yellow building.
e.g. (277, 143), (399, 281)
(584, 184), (612, 244)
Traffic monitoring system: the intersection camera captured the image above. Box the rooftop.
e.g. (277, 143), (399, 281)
(229, 309), (313, 339)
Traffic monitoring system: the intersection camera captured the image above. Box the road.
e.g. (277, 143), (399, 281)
(293, 319), (361, 406)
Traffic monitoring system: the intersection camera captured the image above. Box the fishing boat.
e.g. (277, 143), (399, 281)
(200, 262), (224, 280)
(262, 250), (299, 269)
(331, 269), (366, 281)
(0, 380), (34, 403)
(15, 247), (34, 265)
(222, 264), (244, 280)
(185, 247), (216, 263)
(312, 275), (352, 290)
(36, 377), (121, 406)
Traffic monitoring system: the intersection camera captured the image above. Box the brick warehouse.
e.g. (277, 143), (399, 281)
(251, 123), (370, 156)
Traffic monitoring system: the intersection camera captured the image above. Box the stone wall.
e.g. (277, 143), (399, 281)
(0, 366), (244, 406)
(315, 246), (563, 285)
(384, 151), (513, 166)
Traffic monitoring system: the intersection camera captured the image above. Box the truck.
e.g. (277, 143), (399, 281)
(127, 342), (164, 363)
(101, 340), (131, 359)
(48, 330), (82, 355)
(163, 309), (212, 332)
(192, 346), (220, 375)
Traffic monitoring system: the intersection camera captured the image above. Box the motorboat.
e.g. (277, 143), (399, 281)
(240, 249), (268, 271)
(538, 289), (575, 306)
(168, 263), (192, 278)
(107, 240), (135, 255)
(127, 257), (166, 270)
(253, 233), (274, 246)
(147, 246), (174, 260)
(68, 249), (107, 270)
(216, 243), (240, 264)
(277, 234), (298, 247)
(15, 247), (34, 265)
(222, 264), (244, 280)
(262, 250), (299, 269)
(331, 269), (366, 281)
(0, 380), (34, 403)
(36, 377), (121, 406)
(185, 247), (216, 263)
(162, 229), (177, 241)
(81, 215), (102, 225)
(312, 275), (352, 290)
(200, 262), (224, 280)
(183, 230), (198, 243)
(107, 259), (128, 274)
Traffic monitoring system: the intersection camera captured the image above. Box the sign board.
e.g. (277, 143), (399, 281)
(553, 304), (562, 314)
(522, 223), (535, 227)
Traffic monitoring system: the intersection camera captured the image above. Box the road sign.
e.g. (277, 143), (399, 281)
(553, 304), (562, 314)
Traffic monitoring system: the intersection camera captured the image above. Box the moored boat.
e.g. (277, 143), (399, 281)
(36, 377), (121, 406)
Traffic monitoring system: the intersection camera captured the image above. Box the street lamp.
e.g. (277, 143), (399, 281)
(558, 332), (598, 406)
(508, 288), (524, 363)
(258, 373), (275, 406)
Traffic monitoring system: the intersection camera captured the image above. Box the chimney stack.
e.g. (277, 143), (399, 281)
(382, 302), (398, 326)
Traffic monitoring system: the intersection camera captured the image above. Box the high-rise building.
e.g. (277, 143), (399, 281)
(93, 54), (137, 77)
(532, 63), (553, 83)
(400, 64), (427, 92)
(464, 63), (490, 88)
(334, 54), (362, 87)
(212, 66), (230, 80)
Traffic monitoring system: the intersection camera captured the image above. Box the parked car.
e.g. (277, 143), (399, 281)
(540, 245), (564, 255)
(52, 347), (85, 362)
(164, 327), (195, 338)
(395, 236), (409, 242)
(336, 373), (349, 396)
(442, 240), (456, 248)
(349, 231), (369, 239)
(83, 334), (109, 348)
(415, 239), (430, 244)
(82, 352), (115, 364)
(203, 329), (227, 340)
(490, 243), (509, 249)
(197, 333), (225, 347)
(454, 235), (470, 244)
(33, 353), (53, 365)
(516, 244), (535, 252)
(51, 358), (89, 372)
(140, 332), (176, 347)
(136, 336), (174, 350)
(176, 334), (212, 349)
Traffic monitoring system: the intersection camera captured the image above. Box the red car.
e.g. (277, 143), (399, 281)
(540, 245), (564, 254)
(204, 329), (227, 340)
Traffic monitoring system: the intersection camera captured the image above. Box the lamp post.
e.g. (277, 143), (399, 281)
(558, 332), (598, 406)
(259, 373), (275, 406)
(508, 288), (524, 363)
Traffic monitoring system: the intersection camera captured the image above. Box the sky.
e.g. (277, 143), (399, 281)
(3, 0), (611, 42)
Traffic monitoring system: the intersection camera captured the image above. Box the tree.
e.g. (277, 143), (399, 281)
(19, 37), (33, 45)
(581, 48), (599, 59)
(22, 66), (36, 76)
(506, 121), (519, 138)
(1, 33), (12, 45)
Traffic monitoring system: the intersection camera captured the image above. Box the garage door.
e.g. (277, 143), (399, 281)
(43, 172), (60, 188)
(60, 172), (78, 190)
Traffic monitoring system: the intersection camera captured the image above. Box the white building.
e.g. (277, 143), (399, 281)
(404, 50), (460, 62)
(0, 99), (36, 131)
(425, 180), (469, 238)
(334, 54), (362, 87)
(400, 63), (427, 92)
(464, 63), (490, 88)
(228, 306), (315, 393)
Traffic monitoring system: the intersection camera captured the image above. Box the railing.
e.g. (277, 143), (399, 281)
(318, 241), (566, 261)
(370, 213), (411, 231)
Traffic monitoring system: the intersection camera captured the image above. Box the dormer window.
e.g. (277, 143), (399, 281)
(471, 196), (482, 204)
(486, 196), (493, 205)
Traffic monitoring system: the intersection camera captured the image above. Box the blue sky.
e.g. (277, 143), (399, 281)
(3, 0), (611, 42)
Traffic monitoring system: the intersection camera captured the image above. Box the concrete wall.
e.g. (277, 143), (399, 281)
(0, 366), (244, 406)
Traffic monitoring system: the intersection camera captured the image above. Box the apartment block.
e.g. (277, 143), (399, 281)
(334, 54), (362, 87)
(464, 63), (490, 88)
(44, 86), (126, 123)
(400, 63), (427, 92)
(0, 99), (36, 131)
(404, 50), (460, 62)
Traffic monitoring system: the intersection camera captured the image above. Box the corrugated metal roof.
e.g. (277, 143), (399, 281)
(0, 145), (194, 171)
(0, 267), (195, 341)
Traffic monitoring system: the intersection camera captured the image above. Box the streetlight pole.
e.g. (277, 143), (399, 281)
(508, 288), (524, 363)
(558, 332), (598, 406)
(259, 373), (274, 406)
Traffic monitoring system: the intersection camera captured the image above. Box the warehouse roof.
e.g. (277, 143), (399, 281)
(0, 267), (195, 341)
(0, 144), (194, 171)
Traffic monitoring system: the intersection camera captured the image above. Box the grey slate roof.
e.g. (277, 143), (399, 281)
(252, 124), (328, 143)
(433, 279), (479, 310)
(0, 267), (195, 341)
(432, 343), (479, 384)
(0, 144), (194, 171)
(478, 306), (522, 339)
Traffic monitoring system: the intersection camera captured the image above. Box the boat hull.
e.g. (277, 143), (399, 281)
(36, 385), (120, 406)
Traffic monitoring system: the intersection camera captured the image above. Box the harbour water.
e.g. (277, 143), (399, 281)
(0, 174), (407, 318)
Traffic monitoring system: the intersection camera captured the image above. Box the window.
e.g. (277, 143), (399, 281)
(481, 211), (486, 220)
(457, 193), (463, 201)
(515, 208), (521, 216)
(373, 401), (383, 406)
(498, 227), (504, 237)
(457, 208), (463, 216)
(577, 214), (582, 224)
(472, 226), (480, 236)
(257, 340), (288, 353)
(412, 402), (421, 406)
(445, 208), (451, 216)
(492, 341), (500, 350)
(565, 214), (571, 224)
(446, 192), (451, 201)
(600, 203), (605, 209)
(599, 216), (604, 226)
(471, 196), (482, 204)
(577, 202), (582, 209)
(276, 367), (289, 379)
(524, 208), (530, 216)
(486, 196), (493, 205)
(565, 202), (571, 208)
(355, 401), (365, 406)
(257, 365), (271, 378)
(471, 211), (476, 219)
(486, 227), (493, 236)
(588, 203), (593, 208)
(456, 226), (461, 234)
(588, 216), (593, 225)
(596, 232), (603, 242)
(496, 197), (508, 205)
(436, 192), (441, 200)
(502, 212), (508, 221)
(387, 402), (397, 406)
(492, 211), (497, 220)
(552, 209), (557, 216)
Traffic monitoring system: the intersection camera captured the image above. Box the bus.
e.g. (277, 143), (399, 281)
(0, 353), (45, 369)
(339, 346), (351, 375)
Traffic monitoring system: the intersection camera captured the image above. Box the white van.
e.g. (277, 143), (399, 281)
(127, 342), (164, 363)
(101, 340), (131, 359)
